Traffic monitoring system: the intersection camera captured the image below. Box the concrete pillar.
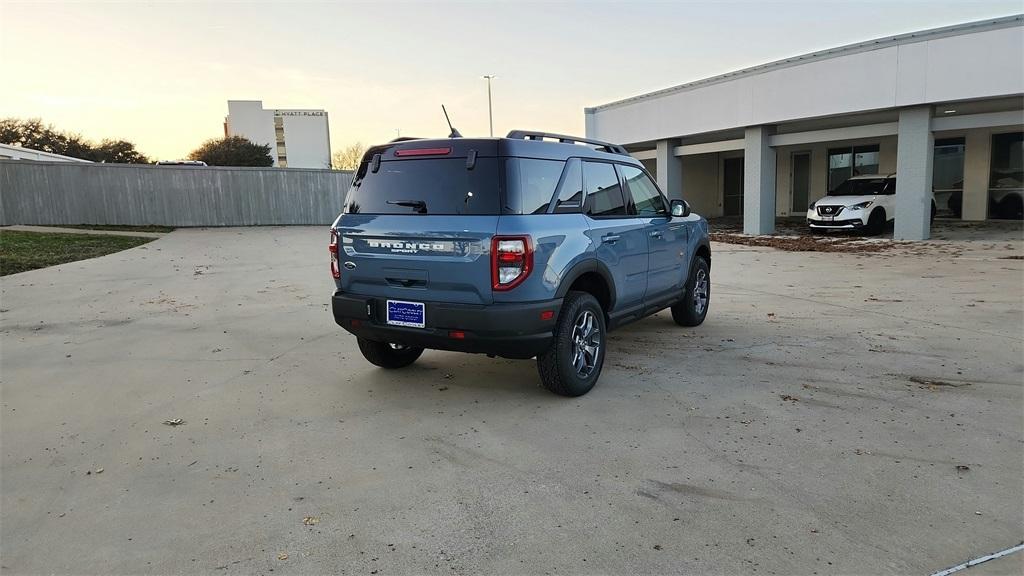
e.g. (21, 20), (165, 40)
(743, 125), (777, 235)
(961, 130), (991, 221)
(583, 108), (597, 139)
(894, 106), (934, 240)
(656, 139), (683, 201)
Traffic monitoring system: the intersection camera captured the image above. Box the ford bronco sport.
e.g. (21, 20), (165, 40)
(330, 131), (711, 396)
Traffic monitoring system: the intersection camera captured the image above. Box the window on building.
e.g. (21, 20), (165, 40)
(583, 161), (627, 217)
(989, 132), (1023, 220)
(933, 137), (965, 218)
(828, 144), (880, 191)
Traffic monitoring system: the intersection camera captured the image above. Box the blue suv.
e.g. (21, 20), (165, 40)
(330, 131), (711, 396)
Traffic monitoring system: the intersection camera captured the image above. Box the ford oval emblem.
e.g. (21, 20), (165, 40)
(343, 261), (357, 270)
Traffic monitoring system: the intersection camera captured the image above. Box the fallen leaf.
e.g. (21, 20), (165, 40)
(780, 395), (799, 403)
(163, 418), (185, 426)
(956, 465), (970, 472)
(303, 516), (320, 526)
(277, 552), (289, 560)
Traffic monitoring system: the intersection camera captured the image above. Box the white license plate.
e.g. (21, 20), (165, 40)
(386, 300), (425, 328)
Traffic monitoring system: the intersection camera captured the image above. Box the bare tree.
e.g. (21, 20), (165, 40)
(332, 142), (368, 171)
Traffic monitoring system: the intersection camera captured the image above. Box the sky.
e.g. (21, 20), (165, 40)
(1, 0), (1021, 161)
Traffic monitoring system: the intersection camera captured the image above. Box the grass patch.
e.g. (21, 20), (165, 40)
(0, 230), (154, 276)
(60, 224), (175, 233)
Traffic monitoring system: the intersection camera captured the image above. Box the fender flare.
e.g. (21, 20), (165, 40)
(554, 259), (618, 310)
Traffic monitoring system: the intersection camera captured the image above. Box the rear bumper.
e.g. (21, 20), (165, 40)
(332, 292), (562, 359)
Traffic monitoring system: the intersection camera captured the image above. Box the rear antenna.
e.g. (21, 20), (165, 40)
(442, 105), (462, 138)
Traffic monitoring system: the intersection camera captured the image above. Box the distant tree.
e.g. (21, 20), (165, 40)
(85, 139), (150, 164)
(189, 136), (273, 167)
(332, 142), (368, 171)
(0, 117), (149, 163)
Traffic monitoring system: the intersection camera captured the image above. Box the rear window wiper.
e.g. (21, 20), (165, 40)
(386, 200), (427, 214)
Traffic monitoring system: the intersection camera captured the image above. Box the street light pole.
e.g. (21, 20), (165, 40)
(482, 75), (495, 137)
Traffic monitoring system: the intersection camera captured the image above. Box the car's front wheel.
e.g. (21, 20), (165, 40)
(864, 208), (886, 236)
(672, 256), (710, 326)
(536, 291), (606, 397)
(357, 338), (424, 369)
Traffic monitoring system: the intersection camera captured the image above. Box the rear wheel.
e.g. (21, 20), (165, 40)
(536, 291), (606, 397)
(357, 338), (423, 369)
(672, 256), (710, 326)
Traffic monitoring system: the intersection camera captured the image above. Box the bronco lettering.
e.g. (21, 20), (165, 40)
(366, 239), (449, 253)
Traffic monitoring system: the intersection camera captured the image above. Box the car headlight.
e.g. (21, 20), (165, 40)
(848, 201), (873, 211)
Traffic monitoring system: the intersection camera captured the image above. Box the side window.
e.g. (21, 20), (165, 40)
(505, 158), (565, 214)
(621, 165), (667, 216)
(583, 161), (627, 217)
(553, 159), (583, 213)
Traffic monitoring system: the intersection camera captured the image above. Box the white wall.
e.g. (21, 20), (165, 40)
(0, 143), (91, 163)
(280, 112), (331, 169)
(588, 21), (1024, 145)
(226, 100), (278, 165)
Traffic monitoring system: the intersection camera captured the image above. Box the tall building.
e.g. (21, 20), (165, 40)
(224, 100), (331, 169)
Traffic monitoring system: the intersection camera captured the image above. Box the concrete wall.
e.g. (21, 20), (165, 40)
(588, 18), (1024, 145)
(683, 153), (721, 217)
(0, 161), (353, 226)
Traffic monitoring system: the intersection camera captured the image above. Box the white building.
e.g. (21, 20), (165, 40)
(585, 15), (1024, 239)
(224, 100), (332, 169)
(0, 143), (92, 163)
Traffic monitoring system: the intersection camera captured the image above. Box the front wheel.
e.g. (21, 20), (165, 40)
(864, 208), (886, 236)
(357, 338), (423, 369)
(536, 291), (606, 397)
(672, 256), (710, 326)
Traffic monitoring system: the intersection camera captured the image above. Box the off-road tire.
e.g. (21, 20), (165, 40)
(672, 256), (710, 327)
(357, 338), (423, 369)
(536, 291), (606, 397)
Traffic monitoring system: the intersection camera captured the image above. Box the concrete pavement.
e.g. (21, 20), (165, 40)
(1, 226), (1021, 575)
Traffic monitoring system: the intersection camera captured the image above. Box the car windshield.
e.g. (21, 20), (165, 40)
(829, 178), (891, 196)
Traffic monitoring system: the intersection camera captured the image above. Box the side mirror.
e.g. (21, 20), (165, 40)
(670, 199), (690, 218)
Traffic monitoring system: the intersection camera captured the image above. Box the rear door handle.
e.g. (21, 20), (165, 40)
(601, 234), (621, 244)
(649, 230), (663, 239)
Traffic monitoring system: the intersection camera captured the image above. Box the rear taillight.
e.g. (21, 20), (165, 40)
(329, 229), (340, 279)
(491, 236), (532, 291)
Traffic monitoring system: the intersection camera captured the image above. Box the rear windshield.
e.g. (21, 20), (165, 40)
(345, 158), (500, 215)
(829, 178), (892, 196)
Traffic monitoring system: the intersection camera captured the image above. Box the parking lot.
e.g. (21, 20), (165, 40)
(1, 226), (1022, 574)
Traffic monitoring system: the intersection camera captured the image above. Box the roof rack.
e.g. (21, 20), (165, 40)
(505, 130), (629, 156)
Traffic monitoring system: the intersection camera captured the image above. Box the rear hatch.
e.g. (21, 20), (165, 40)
(334, 140), (500, 305)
